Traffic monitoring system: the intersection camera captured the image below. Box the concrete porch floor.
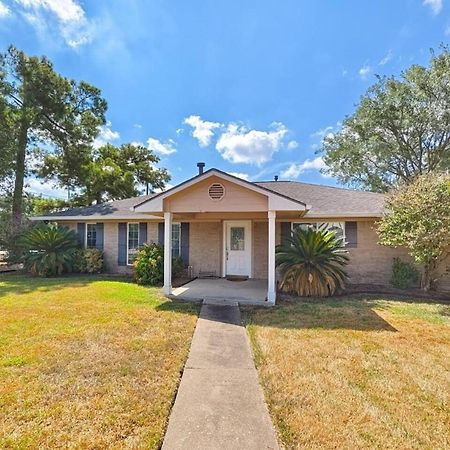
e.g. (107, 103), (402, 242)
(170, 278), (269, 305)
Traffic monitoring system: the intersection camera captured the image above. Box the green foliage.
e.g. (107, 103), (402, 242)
(133, 243), (184, 286)
(20, 225), (80, 276)
(73, 248), (104, 274)
(391, 258), (419, 289)
(321, 47), (450, 192)
(378, 173), (450, 290)
(276, 226), (349, 297)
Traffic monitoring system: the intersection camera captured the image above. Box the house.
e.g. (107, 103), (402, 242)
(33, 163), (445, 303)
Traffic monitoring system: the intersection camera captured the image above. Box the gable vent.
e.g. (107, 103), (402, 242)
(208, 183), (225, 200)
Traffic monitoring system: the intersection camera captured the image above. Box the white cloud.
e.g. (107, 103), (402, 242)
(379, 50), (393, 66)
(287, 140), (299, 150)
(359, 65), (371, 80)
(183, 115), (222, 147)
(216, 122), (288, 166)
(147, 137), (177, 155)
(93, 122), (120, 149)
(311, 125), (335, 141)
(423, 0), (443, 15)
(25, 177), (68, 199)
(445, 24), (450, 35)
(14, 0), (93, 47)
(228, 172), (250, 181)
(281, 157), (328, 179)
(0, 1), (10, 17)
(133, 123), (142, 129)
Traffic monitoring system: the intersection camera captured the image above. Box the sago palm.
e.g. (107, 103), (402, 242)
(276, 225), (349, 297)
(21, 225), (80, 276)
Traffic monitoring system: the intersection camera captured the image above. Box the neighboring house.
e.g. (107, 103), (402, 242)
(31, 164), (450, 301)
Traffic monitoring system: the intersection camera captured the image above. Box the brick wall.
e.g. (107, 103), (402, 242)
(253, 221), (268, 279)
(189, 222), (222, 277)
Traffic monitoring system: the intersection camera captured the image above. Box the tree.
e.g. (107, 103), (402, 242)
(0, 46), (107, 223)
(39, 143), (171, 204)
(378, 173), (450, 290)
(275, 226), (349, 297)
(321, 47), (450, 192)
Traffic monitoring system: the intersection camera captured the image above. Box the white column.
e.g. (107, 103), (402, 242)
(163, 212), (173, 295)
(267, 210), (276, 304)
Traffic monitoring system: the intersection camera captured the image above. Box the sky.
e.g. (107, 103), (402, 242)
(0, 0), (449, 198)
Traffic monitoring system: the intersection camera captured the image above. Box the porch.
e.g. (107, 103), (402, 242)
(171, 278), (269, 305)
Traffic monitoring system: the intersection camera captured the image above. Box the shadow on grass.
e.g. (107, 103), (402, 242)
(242, 297), (399, 332)
(155, 299), (201, 316)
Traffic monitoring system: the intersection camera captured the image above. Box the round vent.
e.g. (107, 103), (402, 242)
(208, 183), (225, 201)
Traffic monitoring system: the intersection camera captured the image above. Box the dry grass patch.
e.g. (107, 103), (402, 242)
(0, 275), (199, 449)
(244, 296), (450, 450)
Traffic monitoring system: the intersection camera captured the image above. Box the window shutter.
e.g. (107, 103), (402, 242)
(158, 222), (164, 246)
(345, 221), (357, 248)
(118, 223), (127, 266)
(77, 223), (85, 247)
(139, 223), (147, 247)
(280, 222), (291, 246)
(180, 222), (190, 266)
(96, 223), (104, 251)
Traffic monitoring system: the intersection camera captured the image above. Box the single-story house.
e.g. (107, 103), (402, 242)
(32, 163), (450, 302)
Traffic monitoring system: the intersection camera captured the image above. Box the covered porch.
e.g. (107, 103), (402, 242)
(171, 278), (268, 305)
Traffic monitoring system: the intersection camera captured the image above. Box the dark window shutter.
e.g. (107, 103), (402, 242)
(180, 222), (189, 266)
(345, 221), (357, 248)
(158, 222), (164, 246)
(77, 223), (86, 247)
(96, 223), (104, 251)
(139, 223), (147, 247)
(118, 222), (127, 266)
(280, 222), (291, 246)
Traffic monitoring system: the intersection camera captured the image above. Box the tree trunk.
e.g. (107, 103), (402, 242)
(11, 120), (28, 225)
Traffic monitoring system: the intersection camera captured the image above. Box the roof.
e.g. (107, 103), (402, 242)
(32, 171), (386, 220)
(256, 181), (385, 217)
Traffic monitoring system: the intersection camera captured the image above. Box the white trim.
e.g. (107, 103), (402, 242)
(222, 220), (252, 278)
(85, 222), (97, 249)
(126, 222), (140, 266)
(171, 222), (181, 258)
(30, 214), (161, 221)
(267, 210), (276, 304)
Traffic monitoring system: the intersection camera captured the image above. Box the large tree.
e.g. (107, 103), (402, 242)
(38, 143), (171, 204)
(378, 173), (450, 290)
(321, 47), (450, 192)
(0, 46), (107, 223)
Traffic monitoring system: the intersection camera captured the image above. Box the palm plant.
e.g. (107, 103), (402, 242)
(21, 225), (80, 276)
(276, 225), (349, 297)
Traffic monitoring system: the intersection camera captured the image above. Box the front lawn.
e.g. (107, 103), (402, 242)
(0, 275), (199, 449)
(245, 296), (450, 449)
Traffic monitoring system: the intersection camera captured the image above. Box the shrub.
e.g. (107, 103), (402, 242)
(20, 225), (79, 276)
(391, 258), (419, 289)
(276, 225), (349, 297)
(73, 248), (104, 274)
(133, 243), (184, 285)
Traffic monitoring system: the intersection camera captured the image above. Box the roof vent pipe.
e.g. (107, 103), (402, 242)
(274, 175), (279, 181)
(197, 162), (205, 175)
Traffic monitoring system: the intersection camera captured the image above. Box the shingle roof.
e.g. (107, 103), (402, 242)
(256, 181), (385, 217)
(35, 177), (385, 219)
(42, 194), (157, 218)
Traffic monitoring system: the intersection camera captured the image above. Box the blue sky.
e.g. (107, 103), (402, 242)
(0, 0), (449, 198)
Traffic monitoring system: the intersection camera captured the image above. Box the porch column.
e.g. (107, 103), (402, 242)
(267, 210), (276, 304)
(163, 212), (173, 295)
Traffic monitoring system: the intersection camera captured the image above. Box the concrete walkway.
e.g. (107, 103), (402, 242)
(162, 303), (279, 450)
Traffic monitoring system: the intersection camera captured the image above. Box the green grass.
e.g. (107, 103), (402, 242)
(244, 296), (450, 450)
(0, 274), (199, 449)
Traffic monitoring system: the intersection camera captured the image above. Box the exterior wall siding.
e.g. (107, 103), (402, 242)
(189, 222), (222, 277)
(253, 221), (268, 279)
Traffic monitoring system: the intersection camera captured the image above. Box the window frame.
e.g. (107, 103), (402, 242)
(291, 221), (346, 244)
(85, 222), (98, 249)
(127, 222), (140, 266)
(171, 222), (181, 258)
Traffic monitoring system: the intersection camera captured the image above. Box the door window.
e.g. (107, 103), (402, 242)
(230, 227), (245, 251)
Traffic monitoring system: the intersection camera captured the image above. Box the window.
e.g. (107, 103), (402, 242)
(127, 223), (139, 265)
(291, 222), (346, 243)
(86, 223), (97, 248)
(230, 227), (245, 251)
(172, 223), (181, 257)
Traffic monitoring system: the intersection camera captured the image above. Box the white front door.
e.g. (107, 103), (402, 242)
(224, 221), (251, 277)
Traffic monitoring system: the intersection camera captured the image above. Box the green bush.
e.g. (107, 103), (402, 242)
(73, 248), (104, 274)
(391, 258), (419, 289)
(133, 243), (184, 285)
(20, 225), (79, 276)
